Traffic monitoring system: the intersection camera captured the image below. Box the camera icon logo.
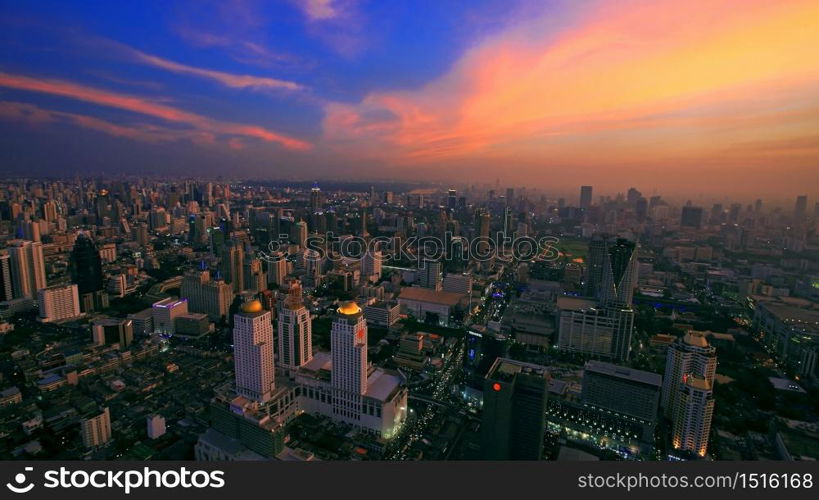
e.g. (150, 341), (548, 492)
(6, 467), (35, 494)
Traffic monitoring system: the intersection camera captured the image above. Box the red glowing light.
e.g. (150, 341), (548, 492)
(492, 383), (502, 392)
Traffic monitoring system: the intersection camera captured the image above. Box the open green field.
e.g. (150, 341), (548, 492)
(555, 238), (588, 260)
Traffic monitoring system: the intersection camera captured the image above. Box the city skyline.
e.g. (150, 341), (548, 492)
(0, 176), (816, 463)
(0, 0), (818, 473)
(1, 0), (818, 197)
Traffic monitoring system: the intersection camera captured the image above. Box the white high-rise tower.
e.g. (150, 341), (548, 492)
(278, 281), (312, 374)
(661, 331), (717, 418)
(8, 239), (47, 299)
(331, 301), (368, 423)
(663, 331), (717, 458)
(671, 374), (714, 457)
(233, 300), (275, 403)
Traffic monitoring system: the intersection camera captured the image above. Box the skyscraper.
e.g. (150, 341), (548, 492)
(502, 206), (514, 243)
(266, 251), (289, 288)
(70, 233), (105, 311)
(221, 239), (245, 293)
(81, 407), (112, 448)
(310, 182), (322, 212)
(661, 331), (717, 418)
(0, 250), (13, 302)
(447, 188), (457, 211)
(278, 281), (312, 374)
(331, 301), (368, 423)
(243, 257), (267, 293)
(671, 374), (714, 458)
(662, 331), (717, 458)
(680, 205), (704, 229)
(418, 258), (442, 290)
(180, 268), (233, 321)
(292, 220), (308, 249)
(361, 249), (382, 281)
(481, 358), (548, 460)
(585, 235), (637, 306)
(151, 297), (188, 335)
(233, 300), (275, 403)
(38, 284), (81, 323)
(557, 297), (634, 360)
(561, 235), (638, 360)
(794, 194), (808, 220)
(477, 210), (491, 255)
(8, 239), (47, 300)
(580, 185), (593, 210)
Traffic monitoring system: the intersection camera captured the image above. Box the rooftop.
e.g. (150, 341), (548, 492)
(364, 369), (404, 401)
(297, 352), (404, 402)
(584, 360), (662, 387)
(683, 331), (710, 348)
(337, 301), (362, 315)
(198, 428), (266, 460)
(487, 357), (549, 382)
(760, 302), (819, 325)
(556, 296), (598, 311)
(683, 374), (712, 391)
(241, 300), (263, 314)
(398, 287), (463, 306)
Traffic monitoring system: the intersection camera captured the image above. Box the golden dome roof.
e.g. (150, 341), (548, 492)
(242, 300), (264, 313)
(337, 301), (361, 315)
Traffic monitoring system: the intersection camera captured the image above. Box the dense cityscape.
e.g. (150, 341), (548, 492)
(0, 178), (816, 462)
(1, 4), (819, 489)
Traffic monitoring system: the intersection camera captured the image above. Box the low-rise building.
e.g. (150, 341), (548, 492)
(398, 287), (465, 327)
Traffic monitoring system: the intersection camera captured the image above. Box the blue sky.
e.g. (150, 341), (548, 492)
(0, 0), (521, 174)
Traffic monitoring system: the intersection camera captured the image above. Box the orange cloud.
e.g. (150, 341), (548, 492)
(0, 72), (311, 150)
(323, 0), (819, 180)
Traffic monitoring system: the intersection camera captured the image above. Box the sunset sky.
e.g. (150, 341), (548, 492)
(1, 0), (817, 198)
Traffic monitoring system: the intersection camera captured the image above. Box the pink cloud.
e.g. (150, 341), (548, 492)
(0, 72), (311, 150)
(0, 100), (219, 145)
(227, 137), (247, 150)
(321, 0), (819, 179)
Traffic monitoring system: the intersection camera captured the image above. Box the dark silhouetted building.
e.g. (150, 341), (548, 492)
(680, 205), (704, 229)
(580, 185), (593, 210)
(794, 194), (807, 220)
(70, 233), (107, 312)
(481, 358), (548, 460)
